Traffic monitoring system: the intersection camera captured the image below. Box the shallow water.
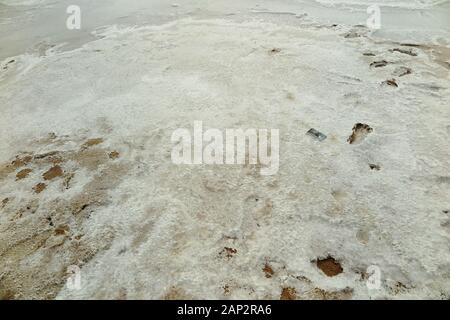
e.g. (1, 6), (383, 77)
(0, 0), (449, 60)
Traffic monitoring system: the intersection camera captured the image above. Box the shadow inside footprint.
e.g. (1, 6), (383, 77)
(347, 123), (373, 144)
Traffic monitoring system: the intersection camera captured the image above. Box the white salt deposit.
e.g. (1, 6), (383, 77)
(0, 0), (449, 300)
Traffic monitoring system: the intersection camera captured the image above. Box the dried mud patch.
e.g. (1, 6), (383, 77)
(0, 134), (131, 299)
(263, 263), (275, 278)
(33, 182), (47, 194)
(315, 256), (344, 277)
(220, 247), (237, 259)
(43, 165), (63, 181)
(306, 287), (353, 300)
(162, 286), (193, 300)
(280, 287), (297, 300)
(16, 168), (33, 180)
(81, 138), (104, 150)
(1, 198), (9, 208)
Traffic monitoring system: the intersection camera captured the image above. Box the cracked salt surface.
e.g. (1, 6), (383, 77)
(0, 2), (449, 300)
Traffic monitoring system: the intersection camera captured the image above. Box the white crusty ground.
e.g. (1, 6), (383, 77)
(0, 14), (449, 299)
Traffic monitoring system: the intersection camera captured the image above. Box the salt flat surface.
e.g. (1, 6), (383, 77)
(0, 1), (449, 300)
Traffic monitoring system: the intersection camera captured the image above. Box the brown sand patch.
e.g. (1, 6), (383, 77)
(12, 155), (33, 168)
(109, 151), (120, 160)
(45, 233), (67, 248)
(0, 155), (33, 180)
(263, 263), (275, 278)
(316, 256), (343, 277)
(54, 224), (70, 236)
(0, 188), (118, 298)
(1, 197), (9, 208)
(396, 42), (450, 75)
(280, 287), (297, 300)
(0, 136), (130, 299)
(34, 151), (62, 163)
(71, 148), (109, 171)
(162, 287), (191, 300)
(9, 199), (39, 221)
(16, 168), (32, 180)
(223, 284), (231, 295)
(0, 230), (53, 263)
(71, 163), (128, 216)
(82, 138), (104, 149)
(0, 225), (109, 299)
(308, 287), (353, 300)
(116, 288), (128, 300)
(0, 164), (14, 181)
(0, 289), (16, 300)
(388, 281), (411, 295)
(221, 247), (237, 259)
(43, 165), (63, 180)
(33, 183), (47, 194)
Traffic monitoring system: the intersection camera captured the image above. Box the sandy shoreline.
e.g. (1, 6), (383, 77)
(0, 1), (449, 300)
